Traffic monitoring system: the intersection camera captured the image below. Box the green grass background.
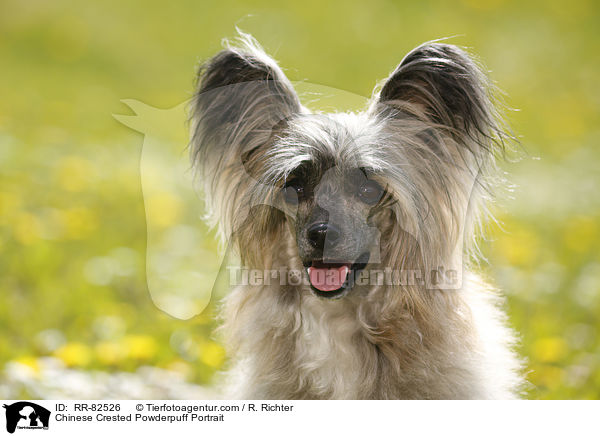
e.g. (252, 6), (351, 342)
(1, 0), (599, 399)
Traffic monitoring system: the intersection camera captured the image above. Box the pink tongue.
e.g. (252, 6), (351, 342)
(308, 265), (350, 292)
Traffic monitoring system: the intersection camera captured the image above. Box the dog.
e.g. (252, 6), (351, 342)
(190, 32), (523, 399)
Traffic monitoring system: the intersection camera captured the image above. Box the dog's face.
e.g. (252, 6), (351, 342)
(282, 160), (383, 297)
(192, 33), (507, 299)
(257, 112), (399, 298)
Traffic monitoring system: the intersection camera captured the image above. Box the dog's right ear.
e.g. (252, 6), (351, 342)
(190, 33), (300, 239)
(191, 33), (300, 176)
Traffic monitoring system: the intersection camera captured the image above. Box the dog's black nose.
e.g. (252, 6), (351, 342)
(307, 222), (341, 249)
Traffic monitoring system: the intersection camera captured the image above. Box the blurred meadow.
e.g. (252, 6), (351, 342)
(1, 0), (599, 399)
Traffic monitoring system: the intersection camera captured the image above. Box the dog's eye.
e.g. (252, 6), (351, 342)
(282, 182), (304, 205)
(357, 180), (383, 205)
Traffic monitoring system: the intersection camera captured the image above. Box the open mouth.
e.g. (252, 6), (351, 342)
(304, 252), (370, 299)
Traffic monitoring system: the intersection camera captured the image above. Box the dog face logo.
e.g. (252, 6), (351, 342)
(3, 402), (50, 433)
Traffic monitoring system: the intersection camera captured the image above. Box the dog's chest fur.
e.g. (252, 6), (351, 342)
(294, 298), (365, 399)
(223, 282), (520, 400)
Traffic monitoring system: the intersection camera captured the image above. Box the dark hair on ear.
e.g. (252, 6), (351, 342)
(191, 33), (300, 177)
(374, 42), (514, 158)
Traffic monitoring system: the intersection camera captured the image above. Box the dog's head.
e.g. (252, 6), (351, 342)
(191, 33), (509, 299)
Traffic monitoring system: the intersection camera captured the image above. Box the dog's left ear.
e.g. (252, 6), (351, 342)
(371, 43), (506, 156)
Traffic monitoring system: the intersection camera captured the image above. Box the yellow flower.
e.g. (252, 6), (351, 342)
(54, 342), (92, 367)
(533, 337), (568, 363)
(122, 335), (158, 361)
(198, 341), (225, 368)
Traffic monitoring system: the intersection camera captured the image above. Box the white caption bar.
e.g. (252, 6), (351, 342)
(0, 400), (594, 435)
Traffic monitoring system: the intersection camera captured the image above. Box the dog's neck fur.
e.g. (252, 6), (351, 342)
(220, 231), (521, 399)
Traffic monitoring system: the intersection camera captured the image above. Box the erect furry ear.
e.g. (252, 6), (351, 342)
(191, 33), (301, 171)
(372, 43), (508, 156)
(190, 33), (301, 239)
